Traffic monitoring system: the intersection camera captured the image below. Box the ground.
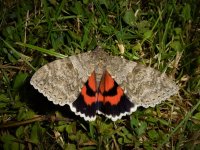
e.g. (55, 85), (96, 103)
(0, 0), (200, 149)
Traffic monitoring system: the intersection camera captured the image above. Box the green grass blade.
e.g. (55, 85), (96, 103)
(16, 42), (67, 58)
(158, 99), (200, 149)
(1, 38), (35, 70)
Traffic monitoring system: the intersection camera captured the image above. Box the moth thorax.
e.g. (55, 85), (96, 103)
(95, 67), (106, 87)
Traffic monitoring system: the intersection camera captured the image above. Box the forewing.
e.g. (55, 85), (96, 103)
(30, 51), (96, 106)
(106, 55), (179, 107)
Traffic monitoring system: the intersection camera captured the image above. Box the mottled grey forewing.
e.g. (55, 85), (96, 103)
(105, 55), (179, 107)
(30, 51), (96, 106)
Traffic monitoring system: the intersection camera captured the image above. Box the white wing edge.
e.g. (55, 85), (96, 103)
(97, 105), (138, 121)
(69, 103), (96, 121)
(31, 79), (97, 121)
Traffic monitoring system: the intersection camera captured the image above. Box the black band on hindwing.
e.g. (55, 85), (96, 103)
(101, 82), (118, 96)
(85, 81), (96, 96)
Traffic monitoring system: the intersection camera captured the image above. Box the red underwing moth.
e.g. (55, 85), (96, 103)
(30, 47), (179, 121)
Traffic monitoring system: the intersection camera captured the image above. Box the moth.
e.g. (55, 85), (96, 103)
(30, 47), (179, 121)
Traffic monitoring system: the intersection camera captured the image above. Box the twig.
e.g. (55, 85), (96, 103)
(0, 64), (27, 70)
(0, 115), (72, 128)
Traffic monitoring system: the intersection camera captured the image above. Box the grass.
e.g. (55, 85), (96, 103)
(0, 0), (200, 149)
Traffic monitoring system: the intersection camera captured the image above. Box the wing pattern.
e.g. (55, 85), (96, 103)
(31, 47), (179, 121)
